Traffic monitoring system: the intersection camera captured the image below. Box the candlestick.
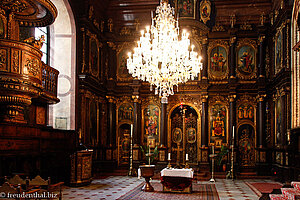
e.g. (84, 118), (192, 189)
(168, 153), (171, 160)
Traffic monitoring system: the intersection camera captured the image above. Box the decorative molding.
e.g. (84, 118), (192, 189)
(209, 95), (229, 106)
(212, 23), (225, 32)
(240, 23), (252, 31)
(120, 26), (132, 36)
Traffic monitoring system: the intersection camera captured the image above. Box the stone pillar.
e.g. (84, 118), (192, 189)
(201, 95), (209, 146)
(160, 101), (168, 147)
(229, 95), (237, 145)
(258, 35), (266, 78)
(229, 36), (236, 78)
(201, 37), (208, 79)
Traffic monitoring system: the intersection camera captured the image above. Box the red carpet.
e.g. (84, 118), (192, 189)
(118, 182), (219, 200)
(245, 182), (283, 197)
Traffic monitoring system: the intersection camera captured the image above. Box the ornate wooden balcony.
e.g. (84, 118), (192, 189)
(0, 39), (59, 123)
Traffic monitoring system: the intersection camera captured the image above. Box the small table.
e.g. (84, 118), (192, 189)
(160, 168), (193, 193)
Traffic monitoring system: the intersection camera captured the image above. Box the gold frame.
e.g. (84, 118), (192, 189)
(207, 40), (229, 80)
(176, 0), (197, 19)
(236, 121), (256, 167)
(167, 102), (201, 163)
(273, 88), (287, 147)
(236, 39), (257, 80)
(274, 24), (285, 75)
(208, 96), (229, 146)
(141, 97), (161, 145)
(199, 0), (211, 24)
(87, 31), (102, 78)
(0, 11), (7, 39)
(116, 42), (134, 82)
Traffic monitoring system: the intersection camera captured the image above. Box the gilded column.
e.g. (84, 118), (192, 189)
(160, 101), (167, 147)
(201, 37), (208, 79)
(132, 95), (141, 145)
(258, 35), (266, 78)
(229, 95), (237, 145)
(106, 96), (116, 146)
(201, 95), (209, 146)
(257, 94), (266, 147)
(230, 36), (236, 78)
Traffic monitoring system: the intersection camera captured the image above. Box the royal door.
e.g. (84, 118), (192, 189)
(168, 104), (200, 166)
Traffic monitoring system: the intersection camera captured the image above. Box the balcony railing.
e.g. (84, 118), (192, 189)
(42, 62), (59, 97)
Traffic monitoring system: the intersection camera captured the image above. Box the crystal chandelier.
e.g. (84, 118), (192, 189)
(127, 0), (202, 103)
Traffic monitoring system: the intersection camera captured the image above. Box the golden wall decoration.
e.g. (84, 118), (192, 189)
(236, 39), (257, 80)
(207, 40), (229, 80)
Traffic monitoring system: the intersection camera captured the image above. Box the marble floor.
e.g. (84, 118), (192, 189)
(62, 176), (277, 200)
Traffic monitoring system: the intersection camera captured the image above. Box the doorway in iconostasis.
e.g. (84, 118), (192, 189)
(237, 123), (256, 171)
(117, 123), (131, 166)
(169, 104), (200, 166)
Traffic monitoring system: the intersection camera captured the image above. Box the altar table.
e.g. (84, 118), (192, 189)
(160, 168), (193, 193)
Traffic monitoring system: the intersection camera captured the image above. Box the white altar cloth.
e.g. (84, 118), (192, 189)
(160, 168), (194, 178)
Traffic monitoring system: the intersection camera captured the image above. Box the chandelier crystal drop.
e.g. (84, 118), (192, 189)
(127, 0), (203, 102)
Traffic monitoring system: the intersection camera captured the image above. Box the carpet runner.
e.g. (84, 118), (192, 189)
(118, 182), (219, 200)
(245, 182), (283, 197)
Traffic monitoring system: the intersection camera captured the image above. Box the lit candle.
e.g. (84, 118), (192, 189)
(186, 153), (188, 161)
(232, 126), (235, 139)
(130, 124), (133, 138)
(168, 153), (171, 160)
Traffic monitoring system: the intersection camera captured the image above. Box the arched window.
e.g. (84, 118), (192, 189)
(48, 0), (76, 130)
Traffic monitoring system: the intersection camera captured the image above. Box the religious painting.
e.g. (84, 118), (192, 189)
(172, 128), (182, 143)
(237, 45), (256, 79)
(237, 103), (255, 122)
(89, 36), (100, 76)
(209, 103), (227, 145)
(144, 105), (160, 136)
(200, 0), (211, 24)
(143, 104), (160, 144)
(275, 28), (283, 74)
(208, 45), (228, 80)
(275, 97), (283, 146)
(117, 48), (132, 81)
(176, 0), (195, 18)
(238, 124), (255, 167)
(118, 103), (133, 122)
(118, 123), (131, 165)
(187, 128), (196, 143)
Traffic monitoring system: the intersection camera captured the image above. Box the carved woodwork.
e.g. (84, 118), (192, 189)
(0, 0), (58, 123)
